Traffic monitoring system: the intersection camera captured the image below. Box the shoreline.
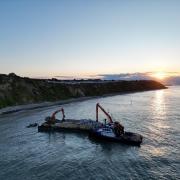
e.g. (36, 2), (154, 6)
(0, 88), (166, 115)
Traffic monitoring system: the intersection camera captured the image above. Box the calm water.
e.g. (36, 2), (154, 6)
(0, 86), (179, 180)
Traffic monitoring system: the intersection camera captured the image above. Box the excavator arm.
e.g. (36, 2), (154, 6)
(96, 103), (113, 123)
(50, 108), (65, 123)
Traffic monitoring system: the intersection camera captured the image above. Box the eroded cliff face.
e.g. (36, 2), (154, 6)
(0, 73), (166, 108)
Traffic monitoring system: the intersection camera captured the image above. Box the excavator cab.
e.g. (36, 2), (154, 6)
(113, 121), (124, 137)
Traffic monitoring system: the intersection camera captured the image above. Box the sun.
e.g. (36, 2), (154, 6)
(152, 72), (167, 80)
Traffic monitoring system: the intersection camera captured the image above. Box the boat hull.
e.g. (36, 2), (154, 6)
(89, 130), (143, 146)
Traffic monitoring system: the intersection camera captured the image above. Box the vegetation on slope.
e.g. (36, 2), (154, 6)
(0, 73), (166, 108)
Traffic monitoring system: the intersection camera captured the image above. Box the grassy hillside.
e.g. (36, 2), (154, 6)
(0, 73), (166, 108)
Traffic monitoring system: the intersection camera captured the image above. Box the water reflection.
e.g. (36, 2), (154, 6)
(0, 87), (180, 180)
(145, 89), (170, 157)
(152, 90), (168, 127)
(154, 90), (166, 117)
(146, 90), (166, 136)
(144, 145), (167, 157)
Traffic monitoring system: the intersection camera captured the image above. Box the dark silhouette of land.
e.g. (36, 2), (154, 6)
(0, 73), (166, 109)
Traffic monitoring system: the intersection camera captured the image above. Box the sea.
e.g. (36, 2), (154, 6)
(0, 86), (179, 180)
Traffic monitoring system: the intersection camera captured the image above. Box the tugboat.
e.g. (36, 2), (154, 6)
(89, 103), (143, 146)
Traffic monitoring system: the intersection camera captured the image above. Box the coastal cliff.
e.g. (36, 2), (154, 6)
(0, 73), (166, 109)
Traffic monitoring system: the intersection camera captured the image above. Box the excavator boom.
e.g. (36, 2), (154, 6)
(51, 108), (65, 122)
(96, 103), (113, 123)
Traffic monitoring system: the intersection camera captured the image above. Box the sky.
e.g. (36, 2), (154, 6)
(0, 0), (180, 78)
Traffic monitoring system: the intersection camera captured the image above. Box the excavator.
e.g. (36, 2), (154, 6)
(47, 103), (124, 135)
(46, 108), (65, 124)
(96, 103), (124, 136)
(89, 103), (143, 146)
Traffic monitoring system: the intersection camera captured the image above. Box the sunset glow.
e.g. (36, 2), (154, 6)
(152, 72), (167, 80)
(0, 1), (180, 78)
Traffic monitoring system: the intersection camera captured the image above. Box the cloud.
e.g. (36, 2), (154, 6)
(99, 72), (180, 85)
(54, 74), (101, 80)
(164, 76), (180, 85)
(98, 72), (152, 80)
(53, 72), (180, 85)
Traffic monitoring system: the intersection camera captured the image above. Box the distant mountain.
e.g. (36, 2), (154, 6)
(163, 77), (180, 85)
(99, 73), (180, 86)
(99, 73), (151, 81)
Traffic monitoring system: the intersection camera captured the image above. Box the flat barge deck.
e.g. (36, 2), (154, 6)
(38, 119), (103, 132)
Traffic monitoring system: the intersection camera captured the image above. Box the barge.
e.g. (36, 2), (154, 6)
(38, 103), (143, 146)
(38, 118), (103, 132)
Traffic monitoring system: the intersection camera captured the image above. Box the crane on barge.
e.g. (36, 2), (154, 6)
(96, 103), (124, 136)
(96, 103), (113, 123)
